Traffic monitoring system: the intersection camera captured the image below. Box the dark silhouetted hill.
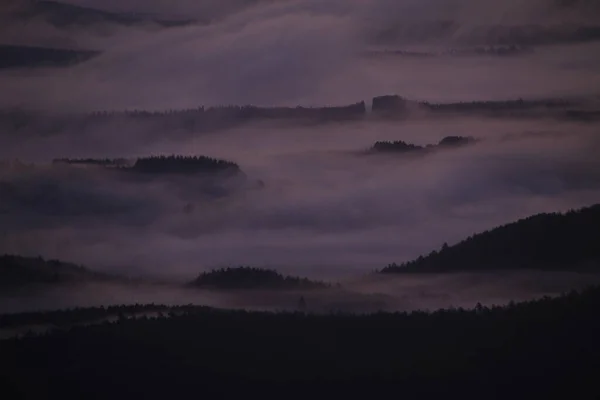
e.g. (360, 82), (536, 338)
(381, 204), (600, 273)
(366, 45), (535, 59)
(52, 158), (130, 167)
(369, 136), (477, 154)
(373, 20), (600, 46)
(437, 135), (477, 147)
(190, 267), (330, 290)
(371, 140), (423, 153)
(419, 98), (575, 115)
(130, 155), (240, 176)
(16, 1), (195, 27)
(90, 102), (367, 128)
(0, 45), (99, 69)
(50, 155), (242, 176)
(1, 287), (600, 398)
(0, 255), (114, 287)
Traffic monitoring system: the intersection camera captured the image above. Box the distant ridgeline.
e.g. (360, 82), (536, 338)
(131, 155), (240, 175)
(52, 155), (241, 176)
(370, 136), (477, 154)
(1, 95), (594, 135)
(84, 96), (597, 123)
(190, 267), (330, 290)
(0, 255), (113, 288)
(52, 158), (130, 167)
(15, 0), (195, 28)
(90, 102), (368, 123)
(365, 45), (535, 58)
(373, 21), (600, 47)
(381, 204), (600, 273)
(370, 94), (580, 118)
(0, 45), (100, 69)
(84, 95), (582, 129)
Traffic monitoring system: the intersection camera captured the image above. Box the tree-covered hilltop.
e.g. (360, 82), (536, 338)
(366, 45), (534, 59)
(369, 136), (477, 154)
(15, 0), (195, 28)
(371, 140), (423, 153)
(420, 97), (574, 113)
(0, 255), (114, 288)
(437, 135), (477, 147)
(90, 102), (367, 126)
(52, 158), (130, 167)
(190, 267), (330, 290)
(0, 304), (175, 330)
(381, 204), (600, 273)
(49, 155), (241, 176)
(130, 155), (240, 175)
(0, 45), (100, 69)
(1, 287), (600, 399)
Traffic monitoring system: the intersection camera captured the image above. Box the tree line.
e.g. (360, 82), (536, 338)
(131, 155), (240, 175)
(91, 102), (367, 121)
(381, 203), (600, 273)
(1, 286), (599, 399)
(0, 255), (115, 288)
(52, 158), (129, 167)
(370, 135), (476, 154)
(0, 45), (99, 69)
(190, 267), (330, 290)
(50, 155), (240, 175)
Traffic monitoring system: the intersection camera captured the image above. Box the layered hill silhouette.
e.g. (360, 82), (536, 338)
(14, 0), (195, 28)
(365, 45), (535, 59)
(374, 20), (600, 47)
(0, 44), (99, 69)
(2, 286), (600, 398)
(52, 155), (242, 176)
(381, 204), (600, 273)
(1, 95), (595, 138)
(0, 254), (115, 288)
(368, 136), (477, 155)
(190, 267), (330, 290)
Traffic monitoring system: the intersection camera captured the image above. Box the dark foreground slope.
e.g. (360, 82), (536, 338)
(1, 287), (600, 399)
(382, 204), (600, 273)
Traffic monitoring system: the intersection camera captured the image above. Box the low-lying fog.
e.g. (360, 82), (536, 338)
(3, 270), (600, 318)
(1, 0), (600, 313)
(2, 117), (599, 281)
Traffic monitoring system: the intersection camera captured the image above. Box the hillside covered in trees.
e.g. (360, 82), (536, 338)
(13, 0), (195, 28)
(0, 255), (114, 288)
(1, 95), (596, 139)
(130, 155), (240, 175)
(366, 45), (535, 59)
(88, 102), (368, 127)
(1, 286), (599, 399)
(51, 155), (241, 176)
(190, 267), (330, 290)
(0, 45), (100, 69)
(52, 158), (130, 167)
(369, 94), (591, 120)
(381, 204), (600, 273)
(369, 136), (477, 154)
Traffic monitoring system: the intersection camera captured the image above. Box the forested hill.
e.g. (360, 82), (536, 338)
(0, 255), (114, 287)
(2, 287), (600, 398)
(381, 204), (600, 273)
(190, 267), (330, 290)
(0, 45), (99, 69)
(16, 1), (195, 28)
